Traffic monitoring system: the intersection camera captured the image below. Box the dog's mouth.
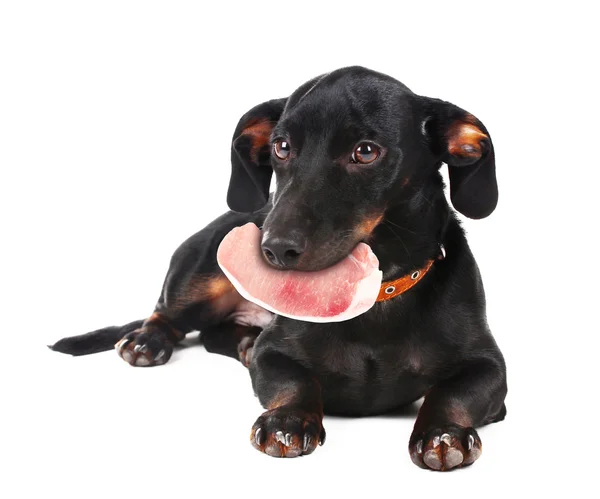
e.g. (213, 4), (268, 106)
(217, 223), (382, 322)
(258, 228), (364, 273)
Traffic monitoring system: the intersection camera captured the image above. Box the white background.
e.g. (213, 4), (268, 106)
(1, 1), (598, 497)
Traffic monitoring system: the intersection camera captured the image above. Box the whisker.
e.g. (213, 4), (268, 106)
(415, 189), (434, 207)
(383, 223), (411, 260)
(383, 219), (417, 235)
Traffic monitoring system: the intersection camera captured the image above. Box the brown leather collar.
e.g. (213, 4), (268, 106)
(376, 259), (435, 302)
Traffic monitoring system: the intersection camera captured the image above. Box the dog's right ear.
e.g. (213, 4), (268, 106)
(227, 98), (287, 213)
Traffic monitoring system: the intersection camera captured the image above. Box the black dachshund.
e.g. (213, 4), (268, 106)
(51, 66), (507, 471)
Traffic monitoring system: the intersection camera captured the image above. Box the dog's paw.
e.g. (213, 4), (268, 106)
(115, 329), (173, 367)
(409, 425), (482, 471)
(250, 407), (326, 458)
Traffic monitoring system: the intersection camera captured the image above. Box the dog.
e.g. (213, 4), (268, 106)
(51, 66), (507, 471)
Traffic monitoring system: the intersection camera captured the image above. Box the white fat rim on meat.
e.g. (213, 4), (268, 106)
(218, 263), (383, 324)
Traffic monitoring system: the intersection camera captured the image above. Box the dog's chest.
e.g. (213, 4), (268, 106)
(319, 337), (428, 376)
(227, 299), (275, 328)
(312, 337), (435, 414)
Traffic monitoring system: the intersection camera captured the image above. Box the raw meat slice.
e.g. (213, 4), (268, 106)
(217, 223), (383, 323)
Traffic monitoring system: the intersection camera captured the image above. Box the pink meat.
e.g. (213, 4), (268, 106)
(216, 223), (383, 323)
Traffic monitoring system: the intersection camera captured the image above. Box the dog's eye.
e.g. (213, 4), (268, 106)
(273, 140), (291, 160)
(351, 143), (380, 164)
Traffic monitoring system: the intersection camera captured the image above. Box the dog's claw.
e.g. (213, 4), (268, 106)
(275, 430), (285, 445)
(303, 434), (310, 452)
(116, 338), (130, 350)
(255, 428), (263, 445)
(416, 439), (423, 454)
(467, 434), (474, 451)
(440, 433), (452, 446)
(319, 428), (326, 446)
(134, 344), (148, 353)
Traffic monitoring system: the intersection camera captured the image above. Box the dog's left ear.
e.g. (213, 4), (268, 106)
(422, 98), (498, 219)
(227, 98), (287, 213)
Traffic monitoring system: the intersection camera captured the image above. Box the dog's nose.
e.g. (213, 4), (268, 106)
(261, 235), (306, 269)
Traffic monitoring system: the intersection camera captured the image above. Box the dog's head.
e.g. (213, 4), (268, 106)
(227, 67), (497, 270)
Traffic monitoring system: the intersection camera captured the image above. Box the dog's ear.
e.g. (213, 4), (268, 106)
(422, 98), (498, 219)
(227, 98), (287, 213)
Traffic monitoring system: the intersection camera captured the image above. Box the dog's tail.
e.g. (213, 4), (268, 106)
(49, 319), (145, 356)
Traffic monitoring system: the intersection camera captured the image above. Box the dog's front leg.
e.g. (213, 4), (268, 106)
(409, 356), (507, 471)
(249, 349), (325, 458)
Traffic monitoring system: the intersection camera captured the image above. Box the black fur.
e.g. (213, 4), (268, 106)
(51, 67), (506, 470)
